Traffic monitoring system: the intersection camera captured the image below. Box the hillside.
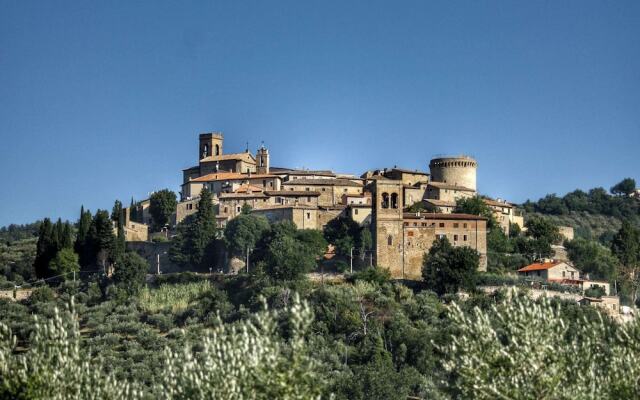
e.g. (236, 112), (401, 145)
(520, 179), (639, 243)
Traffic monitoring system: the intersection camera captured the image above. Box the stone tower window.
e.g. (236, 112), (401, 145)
(215, 144), (220, 156)
(381, 192), (389, 208)
(387, 235), (393, 246)
(202, 144), (209, 158)
(391, 193), (398, 209)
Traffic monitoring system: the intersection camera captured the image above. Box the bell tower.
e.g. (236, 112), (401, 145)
(199, 132), (223, 160)
(256, 143), (270, 174)
(371, 179), (404, 278)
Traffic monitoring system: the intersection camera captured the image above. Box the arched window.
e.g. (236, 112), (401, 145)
(391, 193), (398, 209)
(381, 192), (389, 209)
(202, 144), (209, 158)
(215, 144), (220, 156)
(387, 235), (393, 246)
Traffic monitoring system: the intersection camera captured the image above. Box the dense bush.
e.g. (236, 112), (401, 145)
(443, 289), (640, 399)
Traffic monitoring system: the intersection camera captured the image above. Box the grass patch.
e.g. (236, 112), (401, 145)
(139, 281), (211, 313)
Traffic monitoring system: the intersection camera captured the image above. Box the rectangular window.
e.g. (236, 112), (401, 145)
(307, 213), (311, 219)
(463, 223), (468, 228)
(453, 223), (459, 228)
(263, 180), (267, 187)
(404, 222), (409, 226)
(322, 188), (326, 191)
(307, 196), (311, 202)
(355, 209), (359, 215)
(454, 234), (458, 241)
(236, 206), (241, 212)
(463, 235), (467, 241)
(224, 207), (228, 213)
(408, 231), (414, 237)
(439, 223), (445, 228)
(437, 234), (445, 239)
(413, 222), (417, 227)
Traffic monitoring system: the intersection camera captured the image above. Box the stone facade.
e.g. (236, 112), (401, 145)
(282, 178), (364, 207)
(252, 206), (319, 230)
(429, 156), (477, 191)
(372, 179), (488, 279)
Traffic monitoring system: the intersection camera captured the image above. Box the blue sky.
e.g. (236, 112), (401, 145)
(1, 1), (638, 226)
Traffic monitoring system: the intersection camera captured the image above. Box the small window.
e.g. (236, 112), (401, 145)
(224, 207), (228, 213)
(439, 223), (445, 228)
(408, 231), (414, 237)
(422, 223), (427, 227)
(413, 222), (417, 227)
(263, 180), (267, 187)
(305, 187), (310, 191)
(307, 196), (311, 202)
(562, 271), (566, 277)
(322, 188), (326, 191)
(463, 223), (468, 228)
(404, 222), (409, 226)
(236, 206), (241, 212)
(463, 235), (467, 241)
(387, 235), (393, 246)
(355, 209), (359, 215)
(454, 234), (458, 241)
(382, 193), (390, 209)
(306, 212), (311, 219)
(453, 223), (459, 228)
(344, 188), (348, 193)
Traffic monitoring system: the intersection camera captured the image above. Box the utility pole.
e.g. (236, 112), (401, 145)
(246, 246), (250, 274)
(157, 253), (160, 275)
(350, 247), (354, 273)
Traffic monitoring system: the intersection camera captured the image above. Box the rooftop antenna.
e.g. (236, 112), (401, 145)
(245, 141), (249, 153)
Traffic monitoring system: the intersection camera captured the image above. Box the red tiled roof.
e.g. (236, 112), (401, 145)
(190, 172), (277, 182)
(403, 212), (487, 221)
(518, 261), (562, 272)
(200, 152), (256, 163)
(233, 184), (264, 194)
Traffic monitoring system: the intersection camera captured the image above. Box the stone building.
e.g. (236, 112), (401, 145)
(155, 132), (494, 281)
(371, 179), (487, 280)
(483, 198), (524, 235)
(282, 178), (364, 207)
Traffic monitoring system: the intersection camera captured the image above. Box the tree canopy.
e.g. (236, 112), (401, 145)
(611, 178), (636, 196)
(149, 189), (177, 230)
(422, 236), (479, 296)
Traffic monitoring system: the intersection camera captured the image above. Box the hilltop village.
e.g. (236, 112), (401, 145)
(125, 132), (525, 280)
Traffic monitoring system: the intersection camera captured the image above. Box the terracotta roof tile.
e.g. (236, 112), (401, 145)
(517, 261), (562, 272)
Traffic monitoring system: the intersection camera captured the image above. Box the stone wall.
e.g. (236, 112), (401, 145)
(429, 156), (477, 191)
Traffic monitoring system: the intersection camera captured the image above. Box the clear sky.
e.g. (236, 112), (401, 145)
(1, 1), (639, 226)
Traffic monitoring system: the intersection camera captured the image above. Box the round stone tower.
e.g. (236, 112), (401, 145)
(429, 156), (477, 191)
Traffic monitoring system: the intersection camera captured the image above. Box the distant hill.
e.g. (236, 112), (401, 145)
(520, 179), (638, 243)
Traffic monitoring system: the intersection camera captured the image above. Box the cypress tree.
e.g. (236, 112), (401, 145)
(75, 206), (93, 268)
(88, 210), (116, 268)
(111, 200), (123, 223)
(187, 188), (218, 268)
(34, 218), (54, 278)
(62, 222), (74, 249)
(113, 200), (126, 259)
(129, 197), (136, 222)
(53, 218), (64, 251)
